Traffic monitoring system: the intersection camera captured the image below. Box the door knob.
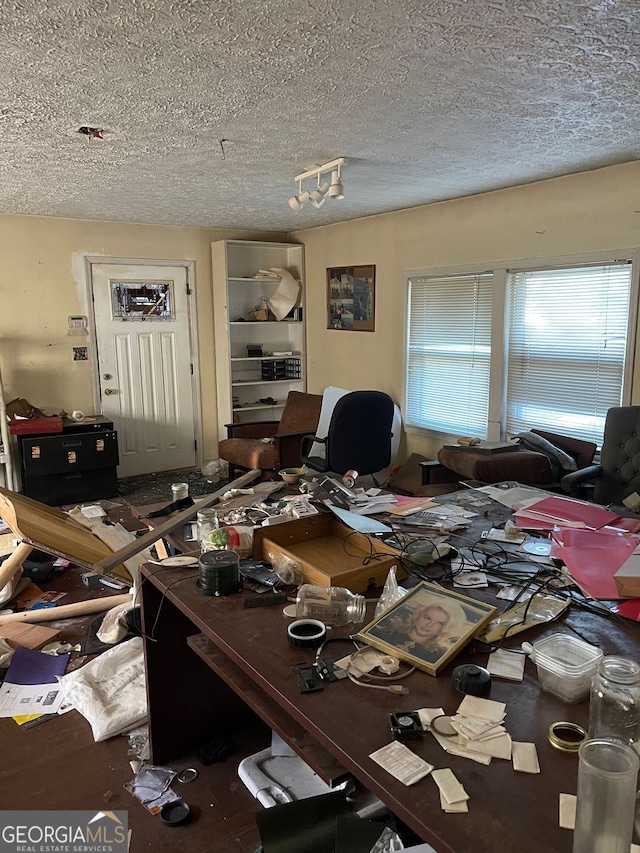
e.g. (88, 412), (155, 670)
(104, 388), (116, 396)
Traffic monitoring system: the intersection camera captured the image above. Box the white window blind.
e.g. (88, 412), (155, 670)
(506, 263), (633, 445)
(406, 273), (493, 436)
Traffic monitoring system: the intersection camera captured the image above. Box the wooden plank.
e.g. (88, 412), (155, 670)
(93, 469), (261, 573)
(0, 487), (119, 571)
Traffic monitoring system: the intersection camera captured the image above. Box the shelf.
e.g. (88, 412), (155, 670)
(213, 239), (306, 439)
(228, 277), (302, 284)
(232, 381), (297, 388)
(231, 355), (301, 362)
(233, 403), (285, 412)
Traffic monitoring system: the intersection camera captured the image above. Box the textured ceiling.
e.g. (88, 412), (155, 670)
(1, 0), (639, 231)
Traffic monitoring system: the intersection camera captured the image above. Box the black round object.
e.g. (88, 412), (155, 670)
(160, 800), (191, 827)
(452, 664), (492, 696)
(197, 549), (241, 596)
(287, 619), (327, 648)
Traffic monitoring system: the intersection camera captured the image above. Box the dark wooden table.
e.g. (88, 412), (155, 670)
(139, 556), (640, 853)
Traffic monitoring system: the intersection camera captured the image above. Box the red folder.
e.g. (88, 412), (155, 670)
(522, 496), (621, 530)
(550, 528), (640, 599)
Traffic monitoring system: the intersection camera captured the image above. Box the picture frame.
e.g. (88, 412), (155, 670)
(356, 581), (497, 676)
(327, 265), (375, 331)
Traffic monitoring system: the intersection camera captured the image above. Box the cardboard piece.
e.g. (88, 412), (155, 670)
(253, 514), (404, 592)
(614, 547), (640, 597)
(0, 621), (60, 649)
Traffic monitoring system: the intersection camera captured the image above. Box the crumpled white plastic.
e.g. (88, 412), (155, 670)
(58, 636), (147, 741)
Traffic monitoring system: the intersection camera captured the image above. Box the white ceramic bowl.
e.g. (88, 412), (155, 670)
(278, 467), (306, 485)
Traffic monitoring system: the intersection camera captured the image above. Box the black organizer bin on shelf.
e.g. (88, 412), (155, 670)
(17, 417), (119, 506)
(261, 358), (301, 381)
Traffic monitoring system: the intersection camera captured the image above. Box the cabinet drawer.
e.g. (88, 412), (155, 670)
(21, 431), (119, 475)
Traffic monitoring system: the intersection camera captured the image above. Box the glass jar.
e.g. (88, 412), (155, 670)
(295, 584), (366, 626)
(589, 656), (640, 747)
(171, 482), (189, 501)
(572, 738), (639, 853)
(196, 509), (219, 552)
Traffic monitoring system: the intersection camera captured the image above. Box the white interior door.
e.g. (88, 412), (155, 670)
(91, 262), (197, 478)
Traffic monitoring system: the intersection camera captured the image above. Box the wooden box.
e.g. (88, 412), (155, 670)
(252, 515), (405, 592)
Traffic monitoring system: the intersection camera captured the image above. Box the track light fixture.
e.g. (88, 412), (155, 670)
(288, 157), (347, 212)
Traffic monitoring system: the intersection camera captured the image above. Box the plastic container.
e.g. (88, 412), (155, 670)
(531, 633), (603, 703)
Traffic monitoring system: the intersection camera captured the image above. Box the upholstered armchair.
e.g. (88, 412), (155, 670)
(218, 391), (323, 480)
(562, 407), (640, 505)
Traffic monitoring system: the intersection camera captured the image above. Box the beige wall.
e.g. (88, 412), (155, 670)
(3, 160), (640, 473)
(291, 161), (640, 461)
(0, 214), (284, 459)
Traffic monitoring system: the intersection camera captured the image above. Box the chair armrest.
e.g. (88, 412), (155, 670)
(300, 433), (324, 458)
(561, 464), (602, 496)
(224, 421), (279, 439)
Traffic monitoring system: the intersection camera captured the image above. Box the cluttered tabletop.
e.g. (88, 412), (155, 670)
(1, 471), (640, 852)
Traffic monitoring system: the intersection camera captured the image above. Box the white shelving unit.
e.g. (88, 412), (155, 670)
(212, 240), (306, 441)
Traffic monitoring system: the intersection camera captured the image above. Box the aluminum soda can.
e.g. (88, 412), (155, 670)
(342, 470), (358, 488)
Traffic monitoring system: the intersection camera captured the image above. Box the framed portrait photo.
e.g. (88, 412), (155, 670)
(356, 582), (497, 676)
(326, 265), (375, 331)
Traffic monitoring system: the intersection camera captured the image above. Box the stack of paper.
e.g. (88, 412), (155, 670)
(419, 696), (512, 765)
(431, 768), (469, 813)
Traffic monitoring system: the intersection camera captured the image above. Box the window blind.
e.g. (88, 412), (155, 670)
(406, 273), (493, 436)
(506, 263), (632, 445)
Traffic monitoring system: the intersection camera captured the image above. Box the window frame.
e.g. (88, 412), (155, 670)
(403, 249), (640, 444)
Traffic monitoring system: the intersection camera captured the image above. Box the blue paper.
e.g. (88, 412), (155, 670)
(4, 645), (69, 685)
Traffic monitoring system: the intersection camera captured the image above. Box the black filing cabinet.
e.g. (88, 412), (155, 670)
(18, 417), (119, 505)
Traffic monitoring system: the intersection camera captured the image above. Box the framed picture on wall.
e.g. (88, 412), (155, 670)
(326, 265), (375, 331)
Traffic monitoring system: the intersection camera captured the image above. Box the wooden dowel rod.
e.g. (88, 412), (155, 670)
(0, 593), (133, 625)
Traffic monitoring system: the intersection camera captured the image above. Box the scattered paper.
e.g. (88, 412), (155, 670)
(512, 741), (540, 774)
(453, 571), (488, 588)
(457, 695), (506, 723)
(431, 768), (469, 804)
(487, 648), (526, 681)
(486, 527), (526, 544)
(0, 681), (66, 718)
(559, 793), (576, 830)
(369, 741), (433, 786)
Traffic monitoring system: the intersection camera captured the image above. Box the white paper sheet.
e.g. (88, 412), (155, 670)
(0, 680), (66, 717)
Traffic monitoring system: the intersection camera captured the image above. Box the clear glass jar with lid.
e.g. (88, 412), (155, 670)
(196, 508), (219, 552)
(295, 584), (366, 626)
(588, 655), (640, 747)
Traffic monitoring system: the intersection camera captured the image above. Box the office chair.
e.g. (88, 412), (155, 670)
(300, 390), (395, 480)
(561, 406), (640, 506)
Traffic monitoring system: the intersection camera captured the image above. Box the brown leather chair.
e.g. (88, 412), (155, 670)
(436, 429), (597, 488)
(218, 391), (323, 480)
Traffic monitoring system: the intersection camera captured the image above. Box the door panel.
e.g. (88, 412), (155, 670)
(91, 263), (197, 478)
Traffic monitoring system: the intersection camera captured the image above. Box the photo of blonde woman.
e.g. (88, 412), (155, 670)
(357, 582), (496, 675)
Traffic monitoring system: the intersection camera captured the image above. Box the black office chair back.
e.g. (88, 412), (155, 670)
(594, 406), (640, 506)
(302, 390), (394, 476)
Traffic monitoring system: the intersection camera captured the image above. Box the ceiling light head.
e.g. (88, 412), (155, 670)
(309, 179), (330, 208)
(289, 189), (311, 211)
(328, 169), (344, 200)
